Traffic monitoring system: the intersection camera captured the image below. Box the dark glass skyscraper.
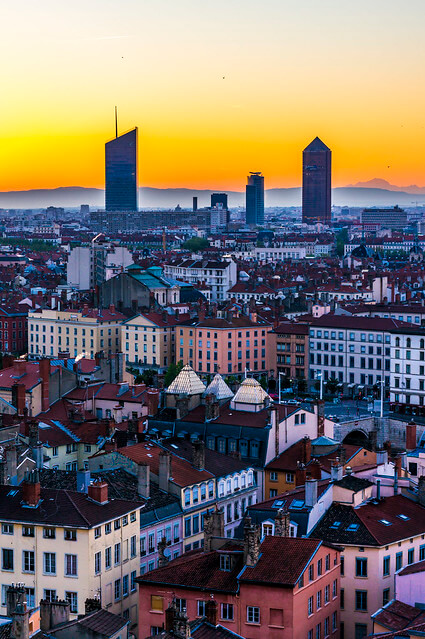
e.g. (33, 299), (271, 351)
(245, 172), (264, 226)
(105, 128), (138, 212)
(302, 137), (331, 225)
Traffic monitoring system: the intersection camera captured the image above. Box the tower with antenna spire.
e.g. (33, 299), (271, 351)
(105, 109), (138, 212)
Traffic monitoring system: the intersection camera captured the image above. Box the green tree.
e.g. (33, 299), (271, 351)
(259, 375), (268, 390)
(336, 228), (349, 257)
(182, 237), (210, 251)
(164, 361), (184, 388)
(325, 377), (339, 395)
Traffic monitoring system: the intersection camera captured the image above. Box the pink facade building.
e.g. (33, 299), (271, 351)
(138, 516), (340, 639)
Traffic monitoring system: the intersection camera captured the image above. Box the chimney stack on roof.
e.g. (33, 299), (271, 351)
(330, 462), (343, 482)
(192, 439), (205, 471)
(305, 478), (318, 508)
(159, 450), (171, 493)
(137, 463), (150, 500)
(274, 508), (290, 537)
(243, 516), (260, 566)
(22, 470), (41, 507)
(87, 479), (108, 505)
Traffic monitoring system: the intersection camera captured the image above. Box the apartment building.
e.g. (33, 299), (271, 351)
(0, 472), (142, 632)
(163, 258), (237, 302)
(269, 322), (309, 381)
(0, 306), (28, 354)
(177, 312), (271, 376)
(28, 305), (126, 359)
(389, 326), (425, 410)
(309, 315), (408, 395)
(121, 311), (187, 372)
(312, 492), (425, 639)
(67, 238), (133, 290)
(137, 519), (340, 639)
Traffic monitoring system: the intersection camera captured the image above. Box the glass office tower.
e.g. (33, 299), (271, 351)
(105, 128), (138, 212)
(245, 172), (264, 226)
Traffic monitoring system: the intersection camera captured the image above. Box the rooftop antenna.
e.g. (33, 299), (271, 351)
(114, 106), (118, 138)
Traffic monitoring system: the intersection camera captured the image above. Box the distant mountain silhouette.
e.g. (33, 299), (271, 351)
(0, 185), (424, 209)
(346, 178), (425, 195)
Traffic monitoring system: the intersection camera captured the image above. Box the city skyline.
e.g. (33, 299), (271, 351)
(2, 0), (425, 192)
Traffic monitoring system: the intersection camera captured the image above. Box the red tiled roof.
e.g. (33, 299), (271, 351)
(182, 401), (295, 428)
(355, 495), (425, 545)
(310, 314), (411, 331)
(373, 600), (425, 632)
(240, 536), (323, 585)
(397, 559), (425, 577)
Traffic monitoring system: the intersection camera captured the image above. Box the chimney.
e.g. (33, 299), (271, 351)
(0, 457), (7, 485)
(394, 455), (402, 475)
(243, 516), (260, 566)
(40, 599), (70, 632)
(309, 459), (322, 480)
(274, 508), (290, 537)
(376, 478), (381, 500)
(76, 469), (91, 493)
(176, 396), (189, 420)
(22, 470), (41, 507)
(113, 405), (122, 424)
(158, 537), (169, 568)
(205, 394), (219, 422)
(165, 599), (178, 632)
(205, 599), (218, 626)
(39, 358), (50, 412)
(295, 461), (307, 487)
(418, 476), (425, 507)
(11, 592), (30, 639)
(305, 478), (318, 508)
(109, 304), (115, 313)
(137, 464), (150, 499)
(28, 421), (39, 449)
(11, 383), (26, 417)
(376, 449), (388, 465)
(330, 462), (343, 482)
(7, 585), (25, 617)
(406, 420), (417, 451)
(302, 436), (311, 464)
(13, 359), (26, 377)
(192, 439), (205, 471)
(159, 450), (171, 492)
(394, 469), (399, 495)
(146, 389), (159, 417)
(84, 598), (101, 615)
(33, 442), (44, 470)
(87, 480), (108, 505)
(203, 507), (225, 552)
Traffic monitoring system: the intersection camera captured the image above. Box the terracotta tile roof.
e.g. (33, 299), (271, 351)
(0, 362), (43, 390)
(310, 314), (411, 331)
(373, 600), (425, 632)
(182, 400), (294, 428)
(161, 439), (253, 477)
(0, 485), (140, 528)
(311, 496), (425, 546)
(137, 549), (242, 593)
(109, 442), (214, 487)
(398, 559), (425, 576)
(191, 622), (246, 639)
(239, 536), (323, 586)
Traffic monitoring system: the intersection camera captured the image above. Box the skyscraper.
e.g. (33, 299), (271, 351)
(211, 193), (228, 210)
(246, 172), (264, 226)
(302, 137), (331, 225)
(105, 128), (138, 212)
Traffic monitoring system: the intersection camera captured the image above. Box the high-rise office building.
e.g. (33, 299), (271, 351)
(105, 128), (138, 212)
(302, 137), (331, 225)
(211, 193), (228, 209)
(246, 172), (264, 226)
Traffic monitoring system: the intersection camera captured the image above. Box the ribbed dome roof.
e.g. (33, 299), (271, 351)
(230, 377), (271, 409)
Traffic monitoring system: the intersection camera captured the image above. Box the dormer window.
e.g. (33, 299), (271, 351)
(220, 554), (231, 571)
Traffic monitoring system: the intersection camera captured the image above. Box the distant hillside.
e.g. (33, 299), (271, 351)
(0, 185), (424, 210)
(346, 178), (425, 195)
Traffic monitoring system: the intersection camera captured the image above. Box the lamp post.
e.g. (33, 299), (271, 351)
(316, 371), (323, 401)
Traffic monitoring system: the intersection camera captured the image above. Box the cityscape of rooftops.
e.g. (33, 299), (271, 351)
(0, 2), (425, 639)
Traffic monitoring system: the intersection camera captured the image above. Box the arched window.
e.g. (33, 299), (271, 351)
(184, 489), (191, 506)
(192, 486), (199, 504)
(218, 481), (225, 498)
(247, 471), (254, 486)
(395, 337), (400, 347)
(208, 481), (214, 498)
(200, 484), (206, 501)
(234, 476), (239, 490)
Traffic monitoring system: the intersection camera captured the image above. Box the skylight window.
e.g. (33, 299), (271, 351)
(330, 521), (341, 529)
(272, 500), (286, 508)
(397, 514), (410, 521)
(346, 524), (359, 532)
(380, 519), (392, 526)
(291, 500), (305, 509)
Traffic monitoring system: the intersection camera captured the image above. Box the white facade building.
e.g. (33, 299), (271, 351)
(163, 258), (237, 302)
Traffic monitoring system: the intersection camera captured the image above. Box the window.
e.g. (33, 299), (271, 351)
(332, 580), (337, 598)
(1, 523), (13, 535)
(332, 612), (337, 632)
(221, 603), (234, 620)
(123, 574), (129, 598)
(114, 579), (121, 601)
(95, 552), (101, 574)
(355, 590), (367, 611)
(64, 529), (77, 541)
(408, 548), (414, 565)
(197, 600), (206, 617)
(396, 552), (403, 571)
(317, 590), (322, 610)
(131, 570), (137, 592)
(317, 559), (322, 576)
(44, 552), (56, 574)
(43, 527), (55, 539)
(316, 623), (322, 639)
(247, 606), (260, 624)
(309, 564), (314, 581)
(105, 547), (111, 570)
(44, 589), (57, 602)
(130, 511), (137, 523)
(220, 554), (231, 571)
(356, 557), (367, 577)
(176, 598), (187, 612)
(383, 588), (390, 606)
(324, 585), (330, 604)
(324, 616), (329, 638)
(23, 550), (35, 573)
(94, 527), (101, 539)
(308, 596), (314, 616)
(65, 554), (77, 577)
(325, 553), (330, 571)
(65, 591), (78, 613)
(383, 555), (390, 576)
(114, 519), (121, 530)
(114, 543), (121, 565)
(131, 535), (137, 558)
(270, 471), (278, 482)
(22, 526), (34, 537)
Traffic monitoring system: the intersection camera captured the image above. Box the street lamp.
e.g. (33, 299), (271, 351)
(278, 371), (286, 405)
(380, 379), (385, 418)
(316, 371), (324, 401)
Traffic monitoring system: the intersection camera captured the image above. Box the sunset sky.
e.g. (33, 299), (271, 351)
(1, 0), (425, 191)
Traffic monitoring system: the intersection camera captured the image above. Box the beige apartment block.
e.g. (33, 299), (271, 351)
(0, 473), (142, 634)
(28, 306), (126, 359)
